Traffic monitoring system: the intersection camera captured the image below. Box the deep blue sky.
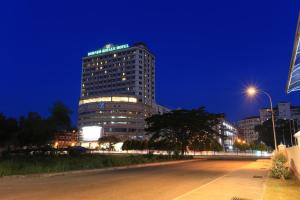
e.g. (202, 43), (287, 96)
(1, 0), (300, 124)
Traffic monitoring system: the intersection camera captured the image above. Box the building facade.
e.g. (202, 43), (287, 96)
(78, 43), (168, 142)
(259, 102), (300, 128)
(238, 116), (261, 143)
(215, 118), (238, 151)
(53, 130), (79, 149)
(81, 43), (155, 104)
(286, 12), (300, 93)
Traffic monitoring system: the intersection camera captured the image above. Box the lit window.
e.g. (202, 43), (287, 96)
(114, 54), (117, 57)
(112, 96), (128, 102)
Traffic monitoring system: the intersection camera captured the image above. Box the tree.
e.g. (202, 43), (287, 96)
(0, 101), (73, 149)
(0, 113), (18, 149)
(233, 141), (249, 152)
(250, 141), (269, 152)
(209, 139), (223, 152)
(145, 107), (222, 155)
(122, 140), (149, 151)
(18, 112), (53, 147)
(98, 135), (120, 151)
(148, 138), (179, 154)
(122, 140), (131, 151)
(255, 119), (296, 149)
(48, 102), (72, 132)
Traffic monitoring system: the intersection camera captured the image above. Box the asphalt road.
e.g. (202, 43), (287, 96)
(0, 160), (253, 200)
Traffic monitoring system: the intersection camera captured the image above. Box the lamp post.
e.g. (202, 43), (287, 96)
(246, 86), (278, 151)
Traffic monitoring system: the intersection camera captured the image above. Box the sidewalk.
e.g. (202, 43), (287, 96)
(174, 159), (271, 200)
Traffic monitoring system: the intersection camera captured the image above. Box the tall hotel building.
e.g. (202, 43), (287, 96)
(78, 43), (168, 141)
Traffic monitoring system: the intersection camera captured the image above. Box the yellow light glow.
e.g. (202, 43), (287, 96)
(128, 97), (137, 103)
(246, 86), (257, 96)
(112, 96), (129, 102)
(79, 96), (137, 105)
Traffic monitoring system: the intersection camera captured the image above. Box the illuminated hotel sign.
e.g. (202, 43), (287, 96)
(287, 13), (300, 93)
(87, 44), (129, 56)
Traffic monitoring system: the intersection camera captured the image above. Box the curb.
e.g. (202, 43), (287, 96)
(1, 158), (201, 179)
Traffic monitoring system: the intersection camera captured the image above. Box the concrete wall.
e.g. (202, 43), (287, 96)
(286, 146), (300, 179)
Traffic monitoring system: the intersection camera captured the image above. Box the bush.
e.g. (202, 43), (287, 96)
(0, 154), (193, 176)
(68, 146), (87, 156)
(270, 153), (290, 179)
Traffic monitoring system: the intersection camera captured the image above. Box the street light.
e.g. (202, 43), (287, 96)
(246, 86), (278, 151)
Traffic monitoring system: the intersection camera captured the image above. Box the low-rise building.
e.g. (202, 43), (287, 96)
(259, 102), (300, 128)
(53, 130), (79, 148)
(78, 95), (160, 140)
(216, 118), (238, 151)
(238, 116), (261, 143)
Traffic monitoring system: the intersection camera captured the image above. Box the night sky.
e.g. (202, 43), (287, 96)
(1, 0), (300, 125)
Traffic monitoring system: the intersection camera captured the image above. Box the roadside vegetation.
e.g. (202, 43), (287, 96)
(0, 101), (73, 152)
(255, 119), (298, 148)
(0, 154), (192, 176)
(233, 140), (271, 153)
(270, 153), (290, 179)
(263, 152), (300, 200)
(144, 107), (224, 155)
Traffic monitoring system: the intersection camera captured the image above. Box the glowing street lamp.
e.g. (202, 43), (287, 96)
(246, 86), (278, 151)
(246, 86), (257, 96)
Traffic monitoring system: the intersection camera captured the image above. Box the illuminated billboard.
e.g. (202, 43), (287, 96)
(87, 44), (129, 56)
(287, 13), (300, 93)
(81, 126), (102, 141)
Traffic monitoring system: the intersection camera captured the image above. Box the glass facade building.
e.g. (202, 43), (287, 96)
(287, 13), (300, 93)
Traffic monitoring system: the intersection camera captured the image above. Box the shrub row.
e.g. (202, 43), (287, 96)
(0, 154), (192, 176)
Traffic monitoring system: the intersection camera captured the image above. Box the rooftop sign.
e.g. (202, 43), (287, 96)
(87, 44), (129, 56)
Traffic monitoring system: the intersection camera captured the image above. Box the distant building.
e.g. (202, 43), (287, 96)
(238, 116), (261, 143)
(286, 12), (300, 93)
(53, 130), (79, 148)
(216, 118), (238, 151)
(259, 102), (300, 128)
(78, 43), (169, 142)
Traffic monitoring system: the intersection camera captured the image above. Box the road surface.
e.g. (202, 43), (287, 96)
(0, 159), (264, 200)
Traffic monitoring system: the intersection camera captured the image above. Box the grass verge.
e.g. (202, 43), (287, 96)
(263, 175), (300, 200)
(0, 154), (192, 176)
